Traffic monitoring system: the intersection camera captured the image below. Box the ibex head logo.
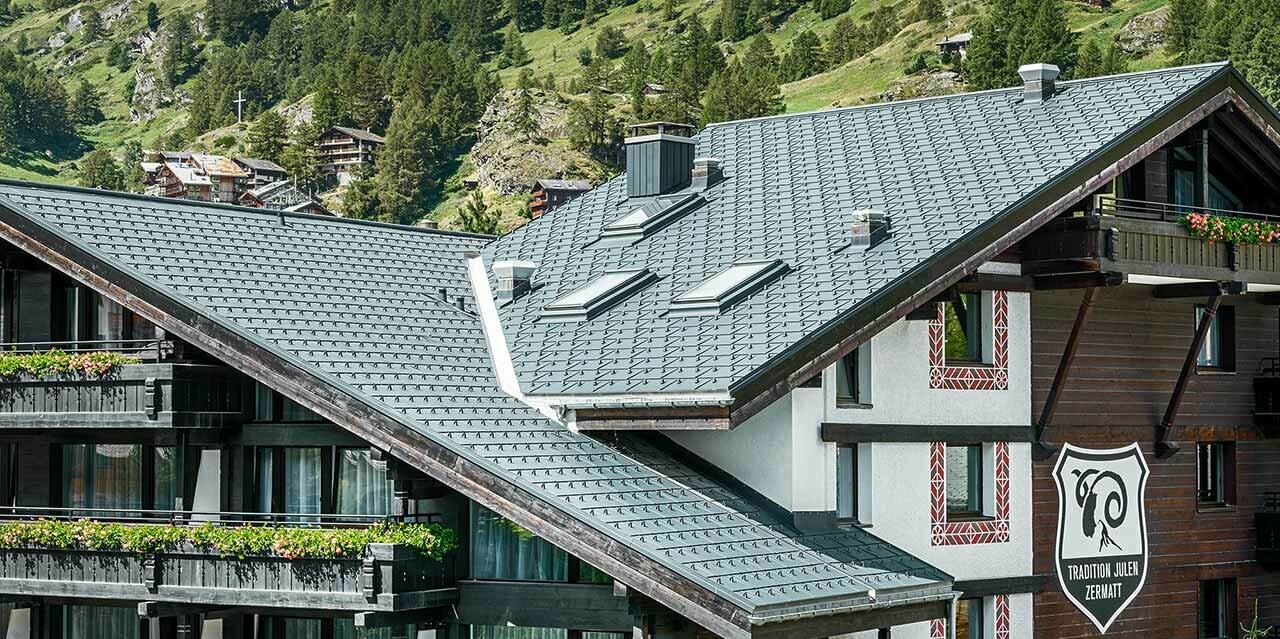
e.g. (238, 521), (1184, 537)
(1071, 468), (1128, 552)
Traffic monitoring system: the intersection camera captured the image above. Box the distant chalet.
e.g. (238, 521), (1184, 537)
(317, 126), (384, 186)
(530, 179), (591, 218)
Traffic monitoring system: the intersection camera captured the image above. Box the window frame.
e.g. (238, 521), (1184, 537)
(942, 292), (989, 366)
(945, 443), (986, 520)
(957, 596), (987, 639)
(1196, 441), (1236, 509)
(834, 347), (871, 407)
(836, 444), (858, 524)
(1197, 578), (1237, 639)
(1195, 305), (1235, 372)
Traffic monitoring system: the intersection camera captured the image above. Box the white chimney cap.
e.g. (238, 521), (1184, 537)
(1018, 63), (1061, 82)
(493, 260), (537, 279)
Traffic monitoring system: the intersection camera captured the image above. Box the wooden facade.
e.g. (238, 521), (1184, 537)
(317, 127), (383, 185)
(1031, 286), (1280, 636)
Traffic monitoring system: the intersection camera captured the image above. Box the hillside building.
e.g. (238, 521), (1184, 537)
(233, 157), (289, 188)
(529, 179), (591, 218)
(0, 62), (1271, 639)
(239, 179), (332, 216)
(937, 32), (972, 60)
(317, 126), (384, 186)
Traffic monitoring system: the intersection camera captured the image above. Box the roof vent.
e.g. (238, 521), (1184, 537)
(492, 260), (537, 306)
(1018, 63), (1060, 103)
(670, 259), (788, 316)
(850, 210), (889, 249)
(691, 157), (723, 191)
(625, 122), (696, 198)
(542, 268), (658, 322)
(598, 193), (703, 247)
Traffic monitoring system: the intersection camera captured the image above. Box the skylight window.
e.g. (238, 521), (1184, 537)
(542, 267), (658, 322)
(598, 193), (703, 247)
(670, 259), (788, 316)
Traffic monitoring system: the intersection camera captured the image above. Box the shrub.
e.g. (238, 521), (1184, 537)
(1181, 212), (1280, 245)
(0, 350), (139, 379)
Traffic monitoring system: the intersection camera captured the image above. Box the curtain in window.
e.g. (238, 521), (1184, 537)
(470, 504), (567, 581)
(336, 449), (391, 517)
(257, 448), (274, 513)
(470, 626), (567, 639)
(333, 619), (415, 639)
(62, 444), (142, 516)
(154, 446), (179, 512)
(90, 293), (125, 345)
(62, 605), (137, 639)
(945, 445), (981, 514)
(284, 448), (322, 522)
(254, 383), (275, 422)
(282, 396), (321, 422)
(258, 617), (323, 639)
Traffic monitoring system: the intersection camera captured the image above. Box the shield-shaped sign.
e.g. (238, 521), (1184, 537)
(1053, 443), (1150, 634)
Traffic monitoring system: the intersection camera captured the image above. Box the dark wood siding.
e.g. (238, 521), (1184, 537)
(1032, 286), (1280, 637)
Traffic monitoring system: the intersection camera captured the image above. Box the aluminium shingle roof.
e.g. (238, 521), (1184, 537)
(484, 63), (1231, 397)
(0, 183), (949, 627)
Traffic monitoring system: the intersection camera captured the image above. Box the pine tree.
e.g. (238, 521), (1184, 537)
(964, 0), (1070, 90)
(498, 23), (531, 68)
(145, 2), (160, 30)
(81, 8), (103, 42)
(376, 95), (434, 224)
(1166, 0), (1204, 61)
(69, 79), (104, 125)
(247, 109), (288, 162)
(816, 0), (848, 21)
(504, 0), (542, 31)
(511, 88), (540, 142)
(781, 30), (822, 82)
(121, 141), (146, 192)
(340, 168), (381, 219)
(13, 32), (28, 54)
(107, 39), (130, 70)
(719, 0), (748, 41)
(595, 26), (628, 59)
(311, 76), (344, 131)
(1075, 37), (1126, 80)
(459, 190), (501, 235)
(1020, 0), (1073, 73)
(584, 0), (604, 25)
(1240, 24), (1280, 107)
(78, 149), (123, 190)
(662, 0), (677, 21)
(160, 12), (197, 87)
(280, 122), (322, 191)
(621, 43), (650, 114)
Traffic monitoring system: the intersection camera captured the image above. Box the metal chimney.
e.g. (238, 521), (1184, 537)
(1019, 63), (1061, 103)
(624, 122), (696, 198)
(492, 260), (537, 305)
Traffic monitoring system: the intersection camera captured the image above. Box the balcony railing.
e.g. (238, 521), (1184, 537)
(1259, 492), (1280, 568)
(0, 508), (457, 611)
(0, 506), (439, 526)
(0, 338), (172, 360)
(1095, 194), (1280, 225)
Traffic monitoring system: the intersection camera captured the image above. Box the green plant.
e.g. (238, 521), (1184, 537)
(1242, 599), (1274, 638)
(0, 350), (140, 380)
(1181, 212), (1280, 245)
(0, 519), (456, 561)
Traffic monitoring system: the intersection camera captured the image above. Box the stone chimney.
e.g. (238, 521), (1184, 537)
(624, 122), (696, 198)
(1018, 63), (1061, 103)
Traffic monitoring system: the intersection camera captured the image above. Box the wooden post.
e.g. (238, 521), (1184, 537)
(1033, 287), (1097, 460)
(1158, 293), (1222, 457)
(878, 628), (892, 639)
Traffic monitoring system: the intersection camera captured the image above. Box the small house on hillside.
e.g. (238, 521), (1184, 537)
(153, 163), (213, 201)
(233, 157), (289, 188)
(239, 180), (332, 216)
(190, 154), (251, 204)
(317, 126), (384, 186)
(530, 179), (591, 218)
(937, 32), (973, 59)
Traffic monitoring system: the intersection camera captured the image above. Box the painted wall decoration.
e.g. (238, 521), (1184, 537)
(1053, 443), (1150, 634)
(930, 594), (1010, 638)
(929, 290), (1009, 390)
(930, 442), (1010, 546)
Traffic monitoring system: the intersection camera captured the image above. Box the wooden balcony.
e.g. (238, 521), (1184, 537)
(1259, 493), (1280, 569)
(0, 341), (243, 428)
(1021, 195), (1280, 284)
(0, 509), (457, 613)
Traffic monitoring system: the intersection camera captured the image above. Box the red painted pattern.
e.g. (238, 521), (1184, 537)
(929, 290), (1009, 390)
(930, 441), (1011, 546)
(932, 594), (1011, 638)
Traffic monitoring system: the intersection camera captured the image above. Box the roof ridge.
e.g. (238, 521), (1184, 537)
(0, 177), (493, 241)
(703, 61), (1231, 130)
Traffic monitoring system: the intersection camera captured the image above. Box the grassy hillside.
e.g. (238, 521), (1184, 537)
(0, 0), (1176, 192)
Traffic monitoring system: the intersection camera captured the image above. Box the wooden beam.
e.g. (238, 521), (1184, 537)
(354, 609), (450, 628)
(1158, 293), (1223, 457)
(1018, 258), (1102, 276)
(1152, 280), (1247, 299)
(1031, 271), (1124, 291)
(138, 602), (228, 619)
(821, 423), (1034, 443)
(750, 600), (948, 639)
(454, 581), (633, 633)
(955, 273), (1034, 293)
(1034, 288), (1097, 460)
(952, 575), (1051, 598)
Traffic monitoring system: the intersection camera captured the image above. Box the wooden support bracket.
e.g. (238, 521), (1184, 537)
(1157, 293), (1223, 457)
(1152, 280), (1246, 299)
(1033, 287), (1097, 461)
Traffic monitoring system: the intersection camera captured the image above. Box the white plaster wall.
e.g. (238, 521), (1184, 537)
(668, 393), (795, 509)
(822, 292), (1032, 426)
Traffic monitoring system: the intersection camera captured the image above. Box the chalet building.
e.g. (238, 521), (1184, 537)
(233, 157), (289, 189)
(529, 179), (591, 218)
(936, 32), (972, 60)
(239, 180), (332, 216)
(0, 61), (1273, 639)
(317, 126), (384, 186)
(148, 154), (253, 204)
(152, 162), (213, 201)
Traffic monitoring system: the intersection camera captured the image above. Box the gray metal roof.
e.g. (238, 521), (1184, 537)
(234, 156), (288, 173)
(0, 182), (950, 629)
(483, 63), (1230, 397)
(329, 125), (385, 143)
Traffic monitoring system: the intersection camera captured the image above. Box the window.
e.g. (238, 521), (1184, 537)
(599, 193), (701, 245)
(469, 503), (608, 584)
(59, 605), (139, 639)
(836, 444), (857, 522)
(253, 382), (323, 422)
(468, 626), (628, 639)
(542, 268), (656, 322)
(1196, 306), (1235, 371)
(1196, 442), (1235, 507)
(944, 293), (985, 363)
(335, 448), (392, 516)
(946, 444), (983, 518)
(835, 347), (871, 406)
(1198, 578), (1237, 639)
(956, 598), (986, 639)
(60, 444), (142, 516)
(256, 447), (324, 522)
(669, 259), (788, 316)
